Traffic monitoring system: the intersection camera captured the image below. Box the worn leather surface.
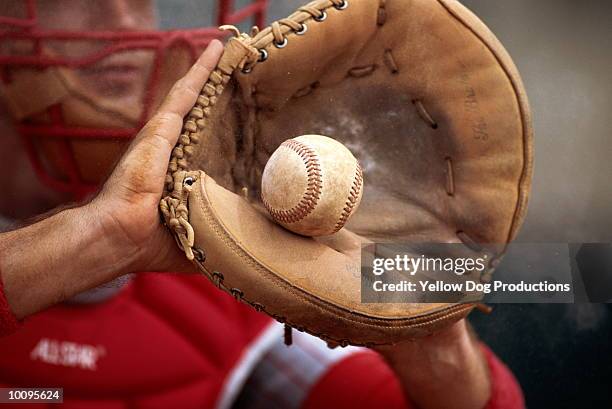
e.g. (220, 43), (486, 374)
(165, 0), (533, 345)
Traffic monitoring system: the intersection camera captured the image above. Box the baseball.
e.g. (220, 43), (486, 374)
(261, 134), (363, 237)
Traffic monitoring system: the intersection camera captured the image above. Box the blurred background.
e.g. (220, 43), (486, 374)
(162, 0), (612, 407)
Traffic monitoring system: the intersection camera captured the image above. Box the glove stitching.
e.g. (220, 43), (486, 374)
(413, 99), (439, 129)
(161, 67), (230, 260)
(383, 49), (399, 74)
(193, 180), (475, 346)
(377, 0), (387, 26)
(445, 157), (455, 196)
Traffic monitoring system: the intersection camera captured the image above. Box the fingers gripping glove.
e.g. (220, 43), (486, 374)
(160, 0), (533, 347)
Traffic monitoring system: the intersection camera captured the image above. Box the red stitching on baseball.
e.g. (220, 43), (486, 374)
(334, 162), (363, 233)
(263, 139), (322, 224)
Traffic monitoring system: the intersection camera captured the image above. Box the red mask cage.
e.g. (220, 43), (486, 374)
(0, 0), (267, 199)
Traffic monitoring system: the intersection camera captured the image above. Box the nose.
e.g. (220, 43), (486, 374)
(104, 0), (150, 31)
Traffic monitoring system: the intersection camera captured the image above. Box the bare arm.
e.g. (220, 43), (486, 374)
(0, 204), (136, 318)
(0, 40), (224, 320)
(375, 320), (491, 409)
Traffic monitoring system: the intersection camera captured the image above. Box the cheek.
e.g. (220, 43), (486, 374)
(133, 0), (158, 30)
(36, 1), (158, 31)
(35, 1), (91, 30)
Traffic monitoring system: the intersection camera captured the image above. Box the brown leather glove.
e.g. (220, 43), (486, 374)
(160, 0), (533, 347)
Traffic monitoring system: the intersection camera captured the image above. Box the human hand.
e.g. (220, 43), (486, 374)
(92, 40), (224, 275)
(373, 319), (491, 409)
(0, 42), (225, 320)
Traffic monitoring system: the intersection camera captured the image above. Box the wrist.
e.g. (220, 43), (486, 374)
(0, 203), (130, 318)
(87, 197), (192, 274)
(77, 201), (138, 279)
(375, 321), (491, 409)
(377, 321), (486, 383)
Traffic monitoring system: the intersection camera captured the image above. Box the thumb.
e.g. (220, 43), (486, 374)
(134, 39), (224, 152)
(105, 40), (225, 195)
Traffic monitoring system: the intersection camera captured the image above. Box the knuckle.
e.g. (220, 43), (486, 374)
(192, 61), (212, 76)
(171, 79), (199, 99)
(150, 131), (174, 151)
(154, 111), (182, 126)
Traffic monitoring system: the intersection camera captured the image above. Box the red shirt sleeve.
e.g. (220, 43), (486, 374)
(480, 344), (525, 409)
(301, 344), (524, 409)
(301, 349), (409, 409)
(0, 272), (21, 337)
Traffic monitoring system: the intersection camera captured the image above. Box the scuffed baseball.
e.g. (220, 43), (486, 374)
(261, 134), (363, 237)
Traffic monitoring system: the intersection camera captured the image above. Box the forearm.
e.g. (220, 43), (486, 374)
(0, 202), (133, 319)
(377, 321), (491, 409)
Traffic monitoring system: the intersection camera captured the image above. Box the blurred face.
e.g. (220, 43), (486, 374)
(43, 0), (156, 101)
(34, 0), (156, 34)
(0, 1), (161, 216)
(2, 0), (157, 103)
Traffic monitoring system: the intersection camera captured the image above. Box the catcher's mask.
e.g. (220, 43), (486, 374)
(0, 0), (267, 199)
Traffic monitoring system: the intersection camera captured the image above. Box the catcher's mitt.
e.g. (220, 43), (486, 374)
(160, 0), (533, 346)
